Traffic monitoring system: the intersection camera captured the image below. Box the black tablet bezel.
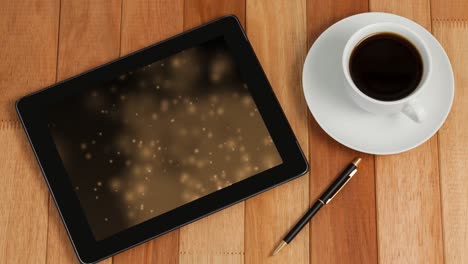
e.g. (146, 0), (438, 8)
(16, 15), (308, 264)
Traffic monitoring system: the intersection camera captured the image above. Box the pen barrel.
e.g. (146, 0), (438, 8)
(319, 163), (356, 202)
(283, 201), (323, 243)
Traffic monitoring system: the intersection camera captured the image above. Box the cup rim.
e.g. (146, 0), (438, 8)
(342, 22), (432, 105)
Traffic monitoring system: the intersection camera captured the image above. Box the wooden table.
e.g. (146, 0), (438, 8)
(1, 0), (467, 263)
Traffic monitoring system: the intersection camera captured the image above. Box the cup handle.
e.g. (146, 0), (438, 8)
(401, 100), (426, 123)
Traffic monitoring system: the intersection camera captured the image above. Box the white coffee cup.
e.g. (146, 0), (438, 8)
(342, 22), (432, 123)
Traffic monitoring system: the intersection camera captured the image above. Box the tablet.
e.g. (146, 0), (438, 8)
(16, 15), (308, 263)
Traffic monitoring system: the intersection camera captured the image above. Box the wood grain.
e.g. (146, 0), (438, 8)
(46, 1), (121, 263)
(0, 124), (49, 264)
(432, 0), (468, 20)
(179, 203), (244, 264)
(184, 0), (245, 28)
(2, 0), (468, 263)
(120, 0), (184, 54)
(245, 0), (309, 263)
(180, 1), (246, 263)
(113, 234), (179, 264)
(369, 3), (445, 263)
(0, 1), (59, 263)
(369, 0), (431, 30)
(0, 0), (60, 121)
(374, 142), (444, 264)
(306, 0), (368, 42)
(113, 1), (183, 262)
(55, 0), (122, 80)
(308, 151), (377, 264)
(433, 20), (468, 264)
(306, 1), (377, 263)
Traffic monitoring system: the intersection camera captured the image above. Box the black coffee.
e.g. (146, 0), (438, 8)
(350, 33), (423, 101)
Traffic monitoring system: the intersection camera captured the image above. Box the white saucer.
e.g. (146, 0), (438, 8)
(303, 12), (454, 155)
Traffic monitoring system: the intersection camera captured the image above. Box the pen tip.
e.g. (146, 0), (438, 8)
(272, 241), (287, 256)
(352, 157), (362, 167)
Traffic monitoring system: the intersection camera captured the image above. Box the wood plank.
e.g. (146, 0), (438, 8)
(308, 149), (377, 264)
(184, 0), (245, 28)
(433, 20), (468, 264)
(46, 1), (121, 262)
(120, 0), (184, 54)
(307, 0), (368, 42)
(369, 0), (431, 30)
(0, 124), (50, 264)
(0, 0), (59, 121)
(0, 1), (59, 263)
(306, 1), (377, 263)
(113, 234), (179, 263)
(375, 143), (444, 263)
(55, 0), (122, 80)
(432, 0), (468, 20)
(369, 2), (445, 263)
(113, 1), (183, 263)
(374, 142), (444, 264)
(180, 2), (246, 263)
(245, 1), (309, 263)
(179, 203), (244, 264)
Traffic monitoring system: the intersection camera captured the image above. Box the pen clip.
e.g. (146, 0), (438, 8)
(325, 168), (357, 204)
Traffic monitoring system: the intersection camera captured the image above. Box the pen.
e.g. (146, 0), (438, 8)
(272, 157), (362, 256)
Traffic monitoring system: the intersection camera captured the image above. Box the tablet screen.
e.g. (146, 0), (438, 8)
(48, 37), (282, 240)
